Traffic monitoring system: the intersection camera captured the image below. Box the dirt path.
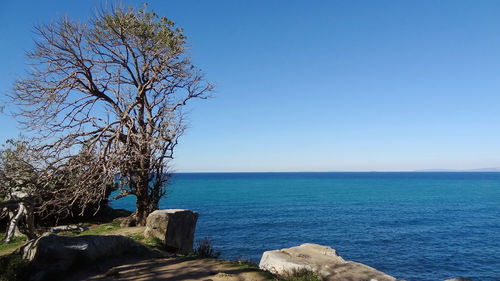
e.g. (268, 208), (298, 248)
(65, 257), (271, 281)
(0, 245), (19, 256)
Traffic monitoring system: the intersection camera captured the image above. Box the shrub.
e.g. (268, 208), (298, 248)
(193, 237), (220, 258)
(280, 268), (322, 281)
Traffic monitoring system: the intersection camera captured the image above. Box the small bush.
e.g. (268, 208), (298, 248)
(193, 237), (220, 258)
(280, 268), (322, 281)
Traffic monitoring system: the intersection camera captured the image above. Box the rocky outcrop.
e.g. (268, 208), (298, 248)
(259, 243), (398, 281)
(21, 233), (161, 281)
(444, 278), (473, 281)
(144, 209), (198, 254)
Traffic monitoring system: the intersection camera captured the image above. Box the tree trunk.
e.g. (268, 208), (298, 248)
(134, 152), (161, 226)
(135, 171), (151, 226)
(4, 202), (26, 243)
(6, 210), (23, 238)
(135, 191), (149, 226)
(134, 186), (161, 226)
(24, 203), (36, 239)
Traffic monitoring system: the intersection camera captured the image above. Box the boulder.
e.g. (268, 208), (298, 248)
(445, 278), (473, 281)
(21, 233), (161, 281)
(144, 209), (198, 254)
(259, 243), (398, 281)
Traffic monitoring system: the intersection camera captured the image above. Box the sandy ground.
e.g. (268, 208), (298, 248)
(65, 257), (271, 281)
(0, 245), (18, 256)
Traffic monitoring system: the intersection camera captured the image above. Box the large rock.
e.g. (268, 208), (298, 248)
(21, 233), (161, 281)
(259, 243), (398, 281)
(144, 209), (198, 254)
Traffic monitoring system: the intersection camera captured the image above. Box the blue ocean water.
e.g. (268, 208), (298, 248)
(111, 172), (500, 281)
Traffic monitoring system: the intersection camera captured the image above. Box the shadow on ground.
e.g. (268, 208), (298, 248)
(65, 257), (269, 281)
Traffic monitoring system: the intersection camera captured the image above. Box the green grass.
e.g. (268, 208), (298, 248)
(59, 220), (165, 252)
(0, 235), (27, 253)
(230, 259), (259, 270)
(79, 220), (121, 235)
(129, 234), (163, 250)
(63, 220), (121, 236)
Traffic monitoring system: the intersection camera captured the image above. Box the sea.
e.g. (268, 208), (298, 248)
(110, 172), (500, 281)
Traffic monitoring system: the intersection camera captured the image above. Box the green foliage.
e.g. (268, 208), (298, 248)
(129, 234), (163, 250)
(279, 268), (322, 281)
(0, 139), (39, 198)
(13, 1), (213, 224)
(192, 237), (221, 258)
(0, 253), (30, 281)
(95, 5), (185, 54)
(143, 236), (162, 248)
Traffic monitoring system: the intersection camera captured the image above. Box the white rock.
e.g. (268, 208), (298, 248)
(259, 243), (398, 281)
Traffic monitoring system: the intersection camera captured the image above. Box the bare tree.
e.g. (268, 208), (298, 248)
(12, 6), (213, 225)
(36, 146), (116, 222)
(0, 139), (111, 242)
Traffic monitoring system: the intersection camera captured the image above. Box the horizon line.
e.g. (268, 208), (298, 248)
(172, 169), (500, 174)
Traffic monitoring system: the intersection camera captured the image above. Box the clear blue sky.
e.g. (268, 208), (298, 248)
(1, 0), (500, 172)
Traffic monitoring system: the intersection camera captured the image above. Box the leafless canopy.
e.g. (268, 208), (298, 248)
(12, 6), (213, 224)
